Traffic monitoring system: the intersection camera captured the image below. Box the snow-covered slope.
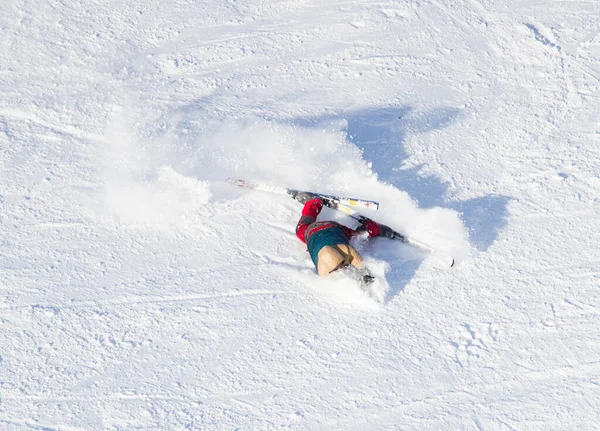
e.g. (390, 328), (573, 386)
(1, 0), (599, 429)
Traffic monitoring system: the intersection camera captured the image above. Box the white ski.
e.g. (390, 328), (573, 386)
(226, 177), (379, 211)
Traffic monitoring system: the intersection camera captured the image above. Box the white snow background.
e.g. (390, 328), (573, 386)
(1, 0), (599, 429)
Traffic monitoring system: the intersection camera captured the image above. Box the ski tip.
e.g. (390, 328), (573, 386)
(450, 258), (455, 268)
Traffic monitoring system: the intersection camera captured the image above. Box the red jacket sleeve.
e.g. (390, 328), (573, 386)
(346, 220), (381, 239)
(295, 198), (323, 243)
(361, 220), (381, 237)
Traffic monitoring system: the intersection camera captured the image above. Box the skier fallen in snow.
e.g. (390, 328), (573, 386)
(293, 192), (395, 284)
(226, 177), (455, 269)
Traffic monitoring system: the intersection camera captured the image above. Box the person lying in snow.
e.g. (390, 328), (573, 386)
(294, 192), (395, 283)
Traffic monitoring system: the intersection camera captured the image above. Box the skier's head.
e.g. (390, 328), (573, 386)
(317, 244), (363, 276)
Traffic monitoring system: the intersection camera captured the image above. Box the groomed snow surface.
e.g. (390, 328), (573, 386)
(1, 0), (599, 429)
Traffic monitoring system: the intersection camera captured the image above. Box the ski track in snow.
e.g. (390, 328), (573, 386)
(1, 0), (600, 429)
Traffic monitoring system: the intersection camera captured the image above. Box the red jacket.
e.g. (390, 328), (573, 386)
(296, 198), (380, 243)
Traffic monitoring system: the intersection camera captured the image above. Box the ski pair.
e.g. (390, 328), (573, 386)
(226, 177), (455, 267)
(226, 177), (380, 211)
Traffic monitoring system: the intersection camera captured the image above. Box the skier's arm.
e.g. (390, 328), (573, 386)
(339, 220), (379, 239)
(355, 220), (395, 239)
(340, 218), (390, 240)
(295, 198), (323, 243)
